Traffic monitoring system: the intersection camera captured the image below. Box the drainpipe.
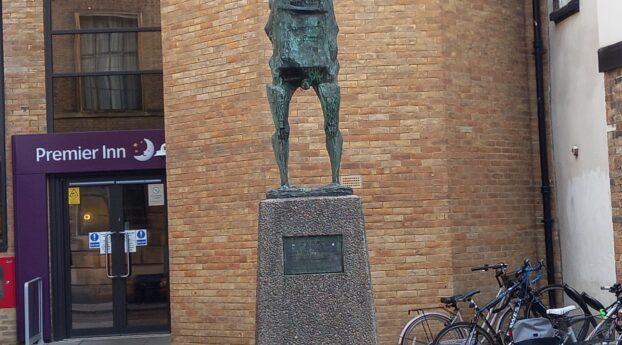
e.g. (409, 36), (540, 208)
(532, 0), (556, 287)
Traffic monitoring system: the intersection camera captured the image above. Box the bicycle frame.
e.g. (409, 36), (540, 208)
(586, 299), (621, 341)
(465, 263), (544, 345)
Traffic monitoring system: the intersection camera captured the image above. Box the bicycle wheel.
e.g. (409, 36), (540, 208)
(400, 312), (453, 345)
(494, 306), (515, 344)
(530, 284), (593, 340)
(432, 322), (495, 345)
(529, 284), (588, 317)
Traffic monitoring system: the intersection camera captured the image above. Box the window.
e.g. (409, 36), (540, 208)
(550, 0), (580, 24)
(47, 0), (163, 133)
(553, 0), (572, 10)
(79, 15), (141, 111)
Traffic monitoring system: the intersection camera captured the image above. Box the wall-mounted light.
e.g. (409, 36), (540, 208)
(83, 212), (92, 221)
(571, 145), (579, 158)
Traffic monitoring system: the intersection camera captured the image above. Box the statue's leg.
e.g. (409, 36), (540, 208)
(267, 83), (295, 187)
(316, 82), (342, 184)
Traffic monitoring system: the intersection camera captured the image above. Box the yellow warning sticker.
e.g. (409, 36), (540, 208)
(68, 187), (80, 205)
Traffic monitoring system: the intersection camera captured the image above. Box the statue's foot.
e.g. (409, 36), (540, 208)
(326, 182), (341, 189)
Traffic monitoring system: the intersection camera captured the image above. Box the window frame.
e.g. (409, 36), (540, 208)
(552, 0), (571, 10)
(45, 0), (163, 132)
(75, 12), (144, 112)
(550, 0), (580, 24)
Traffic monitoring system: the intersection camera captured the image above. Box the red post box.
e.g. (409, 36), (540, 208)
(0, 257), (16, 308)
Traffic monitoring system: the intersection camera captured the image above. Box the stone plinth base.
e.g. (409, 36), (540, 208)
(256, 195), (378, 345)
(266, 184), (353, 199)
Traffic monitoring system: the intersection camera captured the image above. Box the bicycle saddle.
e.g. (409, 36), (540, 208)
(546, 305), (577, 316)
(440, 289), (480, 304)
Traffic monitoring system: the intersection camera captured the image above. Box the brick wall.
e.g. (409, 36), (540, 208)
(0, 0), (547, 343)
(444, 0), (540, 294)
(161, 0), (265, 343)
(162, 1), (542, 344)
(0, 309), (16, 344)
(1, 0), (47, 343)
(605, 67), (622, 281)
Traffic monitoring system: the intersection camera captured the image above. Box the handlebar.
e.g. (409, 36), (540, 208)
(471, 263), (510, 289)
(521, 260), (543, 285)
(471, 263), (509, 272)
(600, 283), (621, 295)
(470, 259), (545, 315)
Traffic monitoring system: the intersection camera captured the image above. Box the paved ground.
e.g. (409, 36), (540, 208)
(47, 334), (170, 345)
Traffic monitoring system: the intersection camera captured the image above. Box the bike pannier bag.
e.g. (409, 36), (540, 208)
(512, 318), (557, 345)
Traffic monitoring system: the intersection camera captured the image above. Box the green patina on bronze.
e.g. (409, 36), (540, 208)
(266, 0), (346, 193)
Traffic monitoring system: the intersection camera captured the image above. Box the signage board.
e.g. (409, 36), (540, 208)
(12, 130), (165, 175)
(125, 231), (137, 253)
(88, 230), (146, 254)
(148, 184), (165, 206)
(68, 187), (80, 205)
(87, 232), (112, 254)
(135, 229), (148, 246)
(88, 232), (100, 249)
(283, 235), (344, 275)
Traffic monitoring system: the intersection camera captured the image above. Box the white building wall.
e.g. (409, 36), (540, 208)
(596, 0), (622, 48)
(548, 0), (617, 303)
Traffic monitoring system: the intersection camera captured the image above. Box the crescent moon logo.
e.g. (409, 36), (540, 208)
(133, 138), (156, 162)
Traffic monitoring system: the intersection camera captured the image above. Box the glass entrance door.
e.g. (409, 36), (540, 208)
(64, 177), (169, 336)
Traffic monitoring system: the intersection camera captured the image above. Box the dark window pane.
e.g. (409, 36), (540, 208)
(52, 32), (162, 74)
(82, 75), (141, 111)
(141, 74), (164, 112)
(53, 76), (164, 133)
(69, 186), (113, 330)
(51, 0), (161, 30)
(79, 16), (140, 111)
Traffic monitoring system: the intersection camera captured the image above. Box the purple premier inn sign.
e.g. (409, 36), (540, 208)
(13, 129), (165, 174)
(12, 129), (165, 342)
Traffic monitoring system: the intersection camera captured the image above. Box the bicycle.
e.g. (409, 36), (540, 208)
(399, 260), (589, 345)
(399, 263), (514, 345)
(431, 260), (547, 345)
(572, 284), (622, 344)
(522, 281), (593, 341)
(398, 290), (478, 345)
(534, 284), (622, 345)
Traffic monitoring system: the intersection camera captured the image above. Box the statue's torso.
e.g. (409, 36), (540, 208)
(267, 0), (338, 71)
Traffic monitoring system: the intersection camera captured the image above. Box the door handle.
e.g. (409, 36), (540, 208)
(103, 234), (116, 279)
(119, 231), (132, 278)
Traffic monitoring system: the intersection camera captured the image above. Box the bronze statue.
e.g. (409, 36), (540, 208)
(266, 0), (343, 190)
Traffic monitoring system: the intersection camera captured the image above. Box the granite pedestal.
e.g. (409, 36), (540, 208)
(256, 195), (378, 345)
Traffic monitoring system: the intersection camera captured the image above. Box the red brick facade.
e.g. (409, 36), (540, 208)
(0, 0), (552, 344)
(162, 0), (543, 343)
(606, 68), (622, 281)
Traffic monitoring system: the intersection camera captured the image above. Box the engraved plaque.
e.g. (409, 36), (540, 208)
(283, 235), (343, 275)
